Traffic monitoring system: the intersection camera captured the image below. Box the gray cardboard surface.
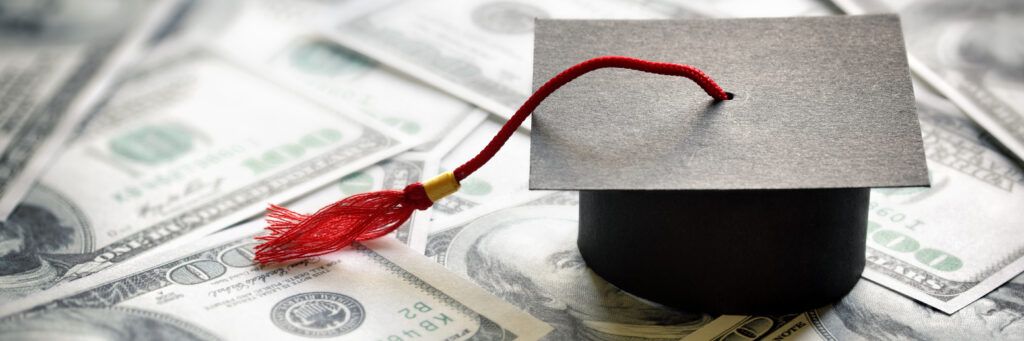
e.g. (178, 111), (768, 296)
(530, 15), (929, 190)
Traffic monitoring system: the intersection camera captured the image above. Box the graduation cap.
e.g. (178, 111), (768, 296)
(531, 15), (927, 314)
(253, 15), (927, 314)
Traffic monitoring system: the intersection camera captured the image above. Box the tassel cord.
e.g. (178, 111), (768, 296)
(254, 56), (729, 264)
(453, 55), (730, 181)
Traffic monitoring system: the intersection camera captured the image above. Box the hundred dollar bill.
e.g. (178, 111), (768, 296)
(856, 85), (1024, 313)
(683, 273), (1024, 340)
(141, 0), (242, 49)
(0, 0), (180, 218)
(265, 38), (488, 151)
(0, 50), (414, 301)
(0, 219), (552, 340)
(329, 0), (696, 119)
(432, 116), (531, 224)
(426, 192), (714, 340)
(217, 1), (483, 151)
(832, 0), (1024, 161)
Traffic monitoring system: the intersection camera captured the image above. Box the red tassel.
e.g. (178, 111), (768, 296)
(253, 183), (433, 264)
(254, 56), (729, 264)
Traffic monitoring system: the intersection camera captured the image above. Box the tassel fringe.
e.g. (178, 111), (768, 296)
(254, 184), (431, 264)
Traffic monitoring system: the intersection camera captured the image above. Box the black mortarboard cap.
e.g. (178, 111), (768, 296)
(530, 15), (928, 314)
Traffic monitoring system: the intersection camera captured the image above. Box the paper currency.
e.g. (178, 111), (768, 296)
(854, 85), (1024, 313)
(142, 0), (242, 48)
(684, 273), (1024, 340)
(329, 0), (696, 119)
(0, 219), (552, 340)
(216, 1), (482, 151)
(833, 0), (1024, 161)
(426, 192), (713, 340)
(265, 38), (484, 151)
(0, 0), (180, 218)
(0, 50), (413, 301)
(432, 116), (531, 223)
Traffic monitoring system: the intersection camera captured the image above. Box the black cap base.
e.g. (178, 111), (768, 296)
(577, 188), (868, 315)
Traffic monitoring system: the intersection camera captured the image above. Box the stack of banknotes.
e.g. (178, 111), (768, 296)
(0, 0), (1020, 339)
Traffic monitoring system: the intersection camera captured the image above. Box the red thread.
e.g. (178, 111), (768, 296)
(453, 56), (729, 181)
(254, 56), (728, 264)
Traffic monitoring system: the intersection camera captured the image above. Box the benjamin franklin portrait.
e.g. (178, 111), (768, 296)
(0, 307), (218, 340)
(443, 205), (710, 340)
(0, 186), (91, 300)
(903, 0), (1024, 113)
(815, 274), (1024, 340)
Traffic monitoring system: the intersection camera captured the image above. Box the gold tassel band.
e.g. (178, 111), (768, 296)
(423, 172), (460, 202)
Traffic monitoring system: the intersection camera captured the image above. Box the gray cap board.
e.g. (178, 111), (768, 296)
(530, 15), (928, 191)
